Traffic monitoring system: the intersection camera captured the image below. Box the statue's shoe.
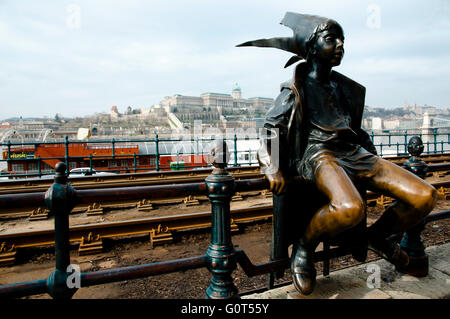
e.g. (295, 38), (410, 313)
(291, 244), (316, 295)
(368, 239), (409, 269)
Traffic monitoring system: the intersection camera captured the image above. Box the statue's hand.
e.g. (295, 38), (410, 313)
(266, 170), (287, 195)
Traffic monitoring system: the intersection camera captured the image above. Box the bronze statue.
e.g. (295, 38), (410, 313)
(237, 12), (437, 295)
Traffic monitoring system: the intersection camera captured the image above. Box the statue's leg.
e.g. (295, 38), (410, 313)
(292, 157), (365, 295)
(366, 158), (437, 267)
(303, 158), (366, 243)
(367, 158), (437, 237)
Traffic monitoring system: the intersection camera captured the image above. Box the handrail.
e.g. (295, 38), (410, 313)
(0, 177), (267, 210)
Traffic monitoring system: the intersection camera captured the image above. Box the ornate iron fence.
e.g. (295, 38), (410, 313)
(1, 128), (450, 179)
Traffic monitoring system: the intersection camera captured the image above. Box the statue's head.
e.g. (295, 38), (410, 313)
(237, 12), (344, 68)
(304, 19), (344, 67)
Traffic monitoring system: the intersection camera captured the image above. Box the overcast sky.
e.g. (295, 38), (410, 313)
(0, 0), (449, 120)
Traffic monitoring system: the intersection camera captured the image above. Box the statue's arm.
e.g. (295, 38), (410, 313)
(258, 87), (295, 194)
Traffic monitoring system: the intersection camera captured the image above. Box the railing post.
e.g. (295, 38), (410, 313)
(404, 130), (408, 154)
(37, 155), (42, 178)
(205, 139), (238, 299)
(7, 140), (11, 160)
(133, 153), (137, 173)
(400, 136), (428, 277)
(89, 154), (93, 174)
(111, 138), (116, 159)
(45, 162), (78, 299)
(234, 133), (238, 167)
(433, 128), (437, 154)
(64, 136), (69, 174)
(155, 133), (160, 171)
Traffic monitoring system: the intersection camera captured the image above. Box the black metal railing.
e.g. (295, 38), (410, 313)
(2, 127), (450, 179)
(0, 137), (448, 299)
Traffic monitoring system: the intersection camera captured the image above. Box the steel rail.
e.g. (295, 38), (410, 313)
(0, 158), (449, 195)
(0, 174), (448, 218)
(0, 204), (273, 250)
(0, 198), (447, 255)
(0, 166), (262, 195)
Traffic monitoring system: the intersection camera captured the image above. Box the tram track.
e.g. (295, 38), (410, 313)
(0, 204), (273, 265)
(0, 158), (449, 217)
(1, 153), (449, 195)
(0, 160), (448, 220)
(0, 166), (262, 195)
(0, 179), (449, 266)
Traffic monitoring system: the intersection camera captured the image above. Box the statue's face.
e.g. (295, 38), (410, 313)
(312, 22), (345, 67)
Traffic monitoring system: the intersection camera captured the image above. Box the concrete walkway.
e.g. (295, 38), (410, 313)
(243, 243), (450, 299)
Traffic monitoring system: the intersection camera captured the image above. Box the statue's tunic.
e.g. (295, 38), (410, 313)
(299, 76), (379, 182)
(258, 61), (379, 183)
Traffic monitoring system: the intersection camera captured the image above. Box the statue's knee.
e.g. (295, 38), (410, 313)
(333, 199), (365, 229)
(412, 185), (437, 217)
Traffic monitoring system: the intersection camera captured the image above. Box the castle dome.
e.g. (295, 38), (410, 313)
(232, 83), (241, 92)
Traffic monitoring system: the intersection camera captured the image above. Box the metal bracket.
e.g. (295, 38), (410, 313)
(137, 199), (154, 211)
(376, 194), (394, 208)
(29, 207), (49, 221)
(86, 203), (104, 216)
(184, 195), (200, 206)
(0, 242), (16, 266)
(231, 192), (243, 201)
(149, 224), (172, 247)
(230, 219), (239, 233)
(437, 186), (450, 200)
(260, 190), (273, 198)
(78, 232), (103, 255)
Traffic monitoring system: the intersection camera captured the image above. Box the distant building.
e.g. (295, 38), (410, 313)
(0, 122), (12, 129)
(372, 117), (383, 130)
(159, 83), (274, 123)
(110, 106), (120, 119)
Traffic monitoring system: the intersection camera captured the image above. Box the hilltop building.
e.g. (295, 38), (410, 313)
(159, 83), (274, 124)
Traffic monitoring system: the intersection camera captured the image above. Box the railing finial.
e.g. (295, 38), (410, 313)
(208, 139), (230, 173)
